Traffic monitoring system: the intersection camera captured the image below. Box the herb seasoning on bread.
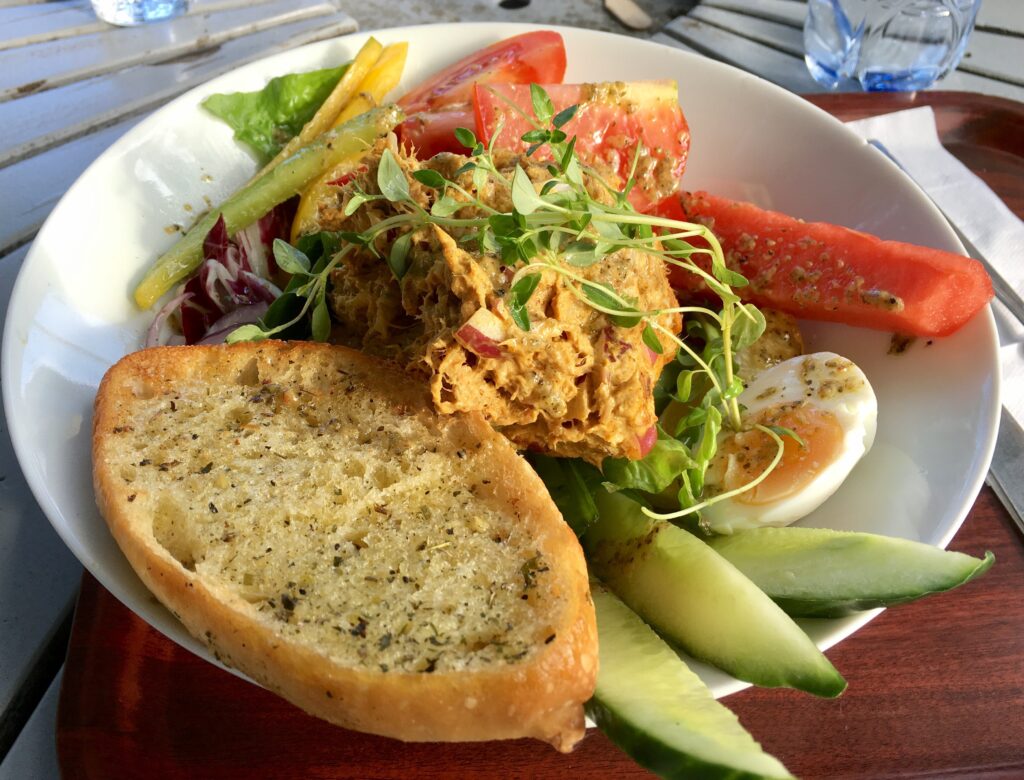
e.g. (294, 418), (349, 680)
(92, 341), (597, 750)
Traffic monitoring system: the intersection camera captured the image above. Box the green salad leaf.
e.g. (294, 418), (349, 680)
(526, 453), (603, 537)
(202, 64), (349, 163)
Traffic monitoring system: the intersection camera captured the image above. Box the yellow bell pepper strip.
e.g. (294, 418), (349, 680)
(258, 37), (384, 178)
(290, 42), (409, 241)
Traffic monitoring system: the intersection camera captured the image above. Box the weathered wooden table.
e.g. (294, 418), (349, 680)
(1, 2), (1022, 778)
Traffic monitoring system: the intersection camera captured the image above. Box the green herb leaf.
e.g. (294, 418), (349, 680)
(377, 149), (410, 203)
(530, 83), (554, 125)
(225, 324), (270, 344)
(454, 127), (477, 150)
(508, 272), (542, 331)
(472, 162), (488, 193)
(580, 281), (622, 310)
(553, 103), (578, 129)
(642, 324), (664, 355)
(272, 239), (312, 275)
(311, 295), (331, 342)
(768, 424), (806, 448)
(343, 191), (373, 217)
(387, 231), (413, 280)
(431, 196), (463, 217)
(731, 303), (767, 352)
(563, 240), (600, 267)
(412, 169), (447, 189)
(675, 370), (695, 403)
(521, 129), (549, 144)
(511, 165), (546, 215)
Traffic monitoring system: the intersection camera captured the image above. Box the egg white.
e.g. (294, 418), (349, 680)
(702, 351), (877, 534)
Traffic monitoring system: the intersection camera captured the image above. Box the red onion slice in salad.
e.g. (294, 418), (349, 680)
(195, 302), (270, 345)
(145, 291), (193, 348)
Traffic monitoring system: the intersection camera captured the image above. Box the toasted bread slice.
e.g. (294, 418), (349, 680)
(92, 341), (596, 750)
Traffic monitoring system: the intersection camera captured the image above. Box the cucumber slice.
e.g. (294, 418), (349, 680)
(585, 492), (846, 697)
(589, 582), (794, 780)
(707, 526), (994, 618)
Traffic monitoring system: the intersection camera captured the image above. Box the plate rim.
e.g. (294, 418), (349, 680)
(0, 21), (1002, 700)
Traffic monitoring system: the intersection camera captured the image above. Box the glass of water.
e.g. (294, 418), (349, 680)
(91, 0), (188, 26)
(804, 0), (981, 91)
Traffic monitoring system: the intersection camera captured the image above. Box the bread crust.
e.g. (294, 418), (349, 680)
(93, 341), (596, 751)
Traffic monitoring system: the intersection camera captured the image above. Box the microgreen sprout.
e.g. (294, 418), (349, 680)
(228, 86), (782, 528)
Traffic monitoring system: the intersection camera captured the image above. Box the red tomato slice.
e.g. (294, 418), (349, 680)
(398, 30), (566, 113)
(473, 81), (690, 213)
(673, 191), (993, 337)
(397, 104), (476, 158)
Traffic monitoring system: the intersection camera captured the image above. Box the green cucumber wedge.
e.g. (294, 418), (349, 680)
(588, 582), (794, 780)
(707, 526), (994, 618)
(585, 492), (846, 697)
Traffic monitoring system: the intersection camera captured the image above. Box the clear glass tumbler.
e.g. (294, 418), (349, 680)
(804, 0), (981, 91)
(91, 0), (188, 26)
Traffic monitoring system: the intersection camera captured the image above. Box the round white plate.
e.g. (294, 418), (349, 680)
(1, 23), (1000, 698)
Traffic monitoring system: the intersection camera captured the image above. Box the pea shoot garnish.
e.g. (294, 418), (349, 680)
(230, 85), (781, 527)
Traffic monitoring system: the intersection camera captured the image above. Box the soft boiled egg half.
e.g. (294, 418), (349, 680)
(702, 352), (877, 534)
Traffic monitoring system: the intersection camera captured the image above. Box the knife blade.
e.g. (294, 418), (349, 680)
(988, 408), (1024, 537)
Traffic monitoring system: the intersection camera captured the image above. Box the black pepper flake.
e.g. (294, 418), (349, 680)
(127, 494), (137, 503)
(545, 634), (556, 644)
(333, 556), (342, 567)
(424, 658), (438, 673)
(350, 618), (368, 638)
(280, 593), (296, 611)
(378, 633), (392, 650)
(191, 433), (199, 440)
(139, 459), (151, 466)
(200, 462), (214, 474)
(208, 502), (219, 514)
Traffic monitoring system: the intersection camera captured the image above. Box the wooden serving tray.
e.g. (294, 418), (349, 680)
(57, 93), (1024, 779)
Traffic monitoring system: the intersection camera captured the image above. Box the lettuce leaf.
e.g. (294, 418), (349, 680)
(526, 453), (603, 537)
(202, 64), (349, 163)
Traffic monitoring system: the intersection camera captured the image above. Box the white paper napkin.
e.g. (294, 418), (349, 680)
(844, 107), (1024, 426)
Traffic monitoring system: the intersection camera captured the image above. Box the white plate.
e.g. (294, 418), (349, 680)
(1, 23), (1000, 698)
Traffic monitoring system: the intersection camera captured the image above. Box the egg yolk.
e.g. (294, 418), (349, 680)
(714, 406), (846, 506)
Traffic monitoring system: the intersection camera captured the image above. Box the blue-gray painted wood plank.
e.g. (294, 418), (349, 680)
(673, 2), (1024, 100)
(0, 0), (353, 103)
(0, 14), (358, 167)
(662, 14), (823, 92)
(0, 246), (82, 731)
(0, 668), (61, 780)
(704, 0), (805, 27)
(0, 116), (143, 255)
(690, 5), (803, 55)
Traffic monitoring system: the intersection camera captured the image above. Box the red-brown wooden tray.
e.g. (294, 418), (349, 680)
(57, 92), (1024, 779)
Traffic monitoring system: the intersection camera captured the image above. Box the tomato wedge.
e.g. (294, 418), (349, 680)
(398, 30), (566, 113)
(673, 191), (993, 337)
(397, 105), (476, 159)
(473, 81), (690, 213)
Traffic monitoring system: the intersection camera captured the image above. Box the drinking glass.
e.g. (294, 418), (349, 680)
(91, 0), (188, 26)
(804, 0), (981, 91)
